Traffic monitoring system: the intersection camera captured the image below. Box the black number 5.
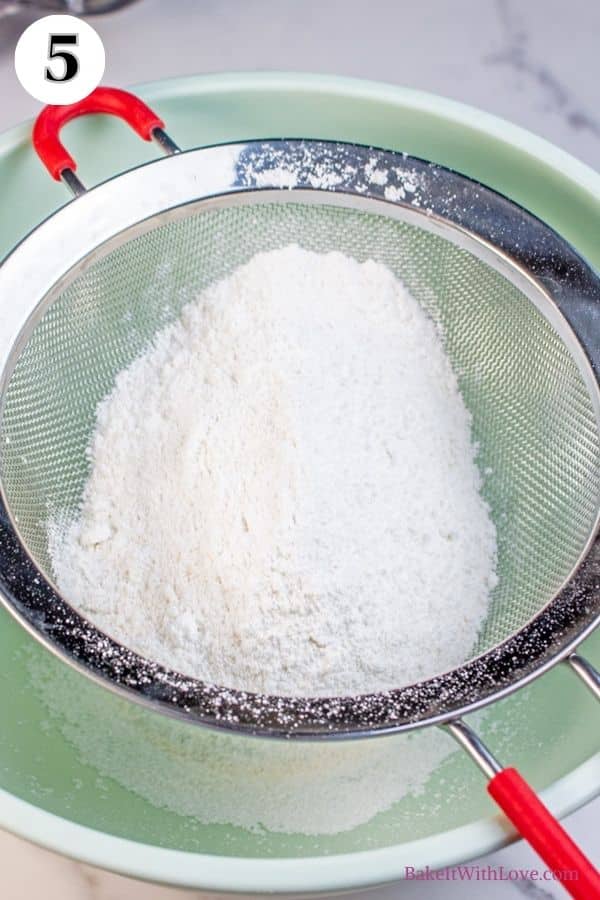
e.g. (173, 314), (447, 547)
(45, 34), (79, 83)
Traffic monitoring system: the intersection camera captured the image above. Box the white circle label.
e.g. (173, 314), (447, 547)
(14, 15), (105, 105)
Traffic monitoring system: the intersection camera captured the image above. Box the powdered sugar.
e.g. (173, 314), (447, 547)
(238, 144), (427, 204)
(28, 641), (457, 835)
(49, 245), (496, 697)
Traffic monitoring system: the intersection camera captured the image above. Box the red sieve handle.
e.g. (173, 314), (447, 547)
(488, 767), (600, 898)
(32, 86), (165, 180)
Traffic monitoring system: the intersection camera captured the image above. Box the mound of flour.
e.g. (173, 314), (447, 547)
(50, 245), (497, 696)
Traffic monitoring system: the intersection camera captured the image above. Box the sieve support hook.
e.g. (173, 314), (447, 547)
(567, 652), (600, 701)
(32, 86), (181, 197)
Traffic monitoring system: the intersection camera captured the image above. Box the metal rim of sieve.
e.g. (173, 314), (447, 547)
(0, 137), (599, 739)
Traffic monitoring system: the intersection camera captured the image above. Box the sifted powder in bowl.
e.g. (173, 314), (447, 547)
(27, 644), (458, 837)
(49, 245), (497, 696)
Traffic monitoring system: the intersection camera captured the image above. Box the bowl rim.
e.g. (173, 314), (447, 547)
(0, 755), (598, 893)
(1, 70), (599, 892)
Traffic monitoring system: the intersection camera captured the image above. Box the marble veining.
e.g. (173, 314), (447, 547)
(513, 877), (559, 899)
(487, 0), (600, 140)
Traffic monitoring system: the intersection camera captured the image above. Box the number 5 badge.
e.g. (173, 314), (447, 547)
(15, 15), (105, 105)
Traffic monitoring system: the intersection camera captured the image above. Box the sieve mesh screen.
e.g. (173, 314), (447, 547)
(1, 200), (599, 663)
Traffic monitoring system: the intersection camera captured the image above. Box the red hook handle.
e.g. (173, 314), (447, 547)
(448, 720), (600, 898)
(489, 768), (600, 899)
(32, 86), (165, 180)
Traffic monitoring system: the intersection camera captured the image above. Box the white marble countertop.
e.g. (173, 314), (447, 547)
(0, 0), (598, 897)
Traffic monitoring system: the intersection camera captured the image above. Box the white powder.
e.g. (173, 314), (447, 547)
(28, 643), (457, 835)
(50, 245), (497, 696)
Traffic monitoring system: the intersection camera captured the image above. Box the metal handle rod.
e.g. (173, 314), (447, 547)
(567, 652), (600, 701)
(445, 718), (600, 898)
(152, 127), (181, 157)
(60, 127), (180, 198)
(444, 718), (502, 778)
(59, 168), (86, 197)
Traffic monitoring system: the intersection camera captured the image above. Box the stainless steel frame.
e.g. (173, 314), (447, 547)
(0, 139), (598, 738)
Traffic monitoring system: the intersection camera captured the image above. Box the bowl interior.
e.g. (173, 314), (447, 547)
(0, 607), (598, 860)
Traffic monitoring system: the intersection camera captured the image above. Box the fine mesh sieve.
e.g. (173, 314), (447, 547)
(2, 201), (599, 661)
(0, 86), (600, 894)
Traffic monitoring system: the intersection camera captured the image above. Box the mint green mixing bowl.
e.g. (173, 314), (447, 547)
(0, 73), (599, 894)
